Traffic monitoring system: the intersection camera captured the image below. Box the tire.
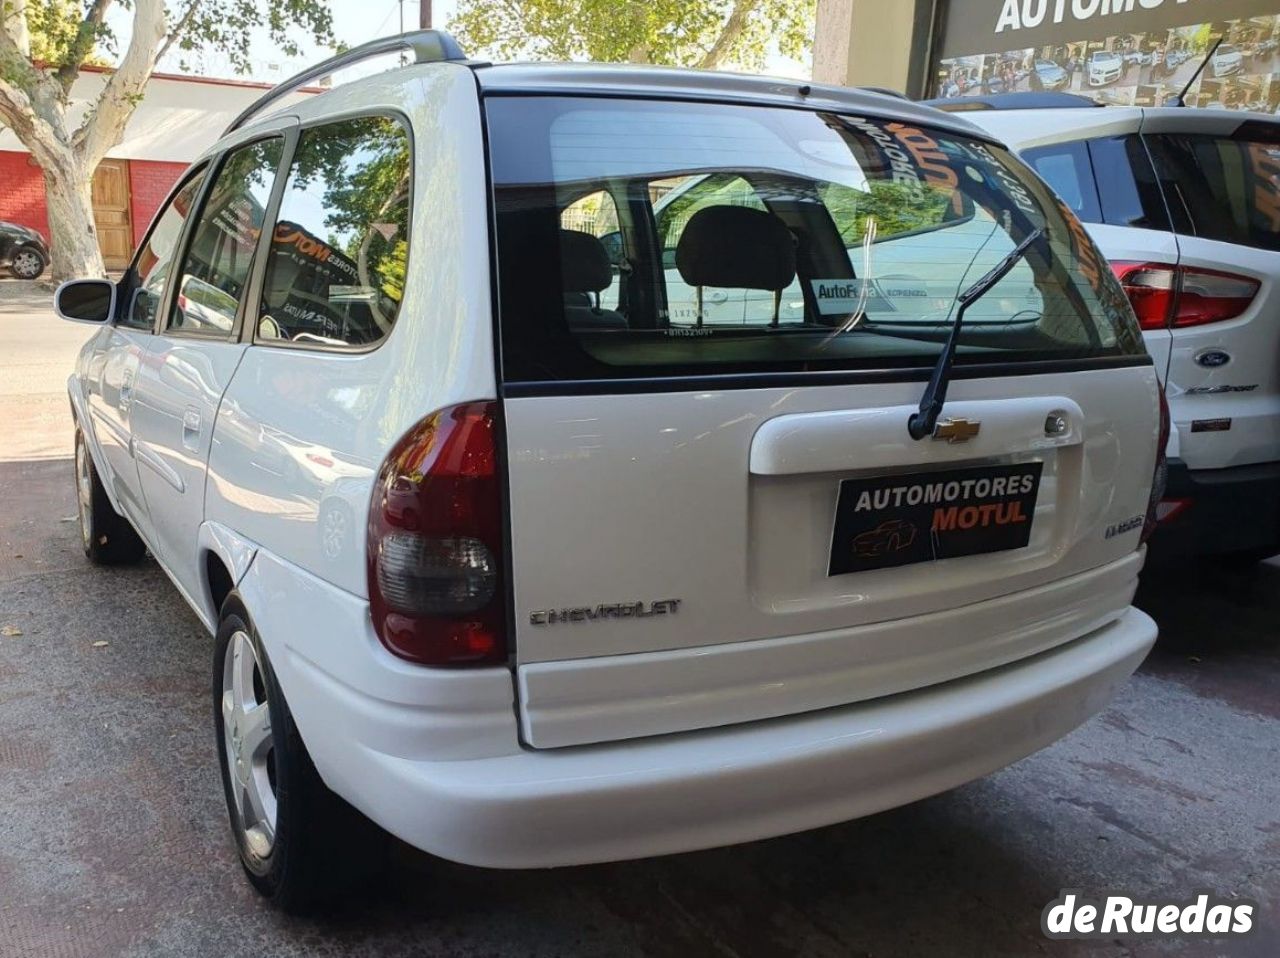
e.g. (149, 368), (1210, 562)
(75, 427), (146, 565)
(213, 594), (385, 912)
(9, 245), (46, 280)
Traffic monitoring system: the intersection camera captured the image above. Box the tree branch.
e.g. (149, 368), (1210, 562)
(1, 0), (31, 59)
(0, 4), (64, 132)
(55, 0), (114, 92)
(71, 0), (166, 167)
(156, 0), (204, 64)
(0, 74), (72, 167)
(696, 0), (759, 70)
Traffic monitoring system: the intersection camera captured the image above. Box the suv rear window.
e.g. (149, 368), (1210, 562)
(1022, 136), (1169, 233)
(1144, 128), (1280, 252)
(485, 97), (1144, 384)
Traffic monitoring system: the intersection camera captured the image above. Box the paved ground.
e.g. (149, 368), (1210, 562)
(1, 279), (1277, 956)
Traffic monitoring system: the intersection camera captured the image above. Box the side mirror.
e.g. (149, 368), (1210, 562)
(54, 279), (116, 324)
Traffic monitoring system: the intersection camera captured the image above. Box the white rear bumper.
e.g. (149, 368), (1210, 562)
(244, 542), (1156, 868)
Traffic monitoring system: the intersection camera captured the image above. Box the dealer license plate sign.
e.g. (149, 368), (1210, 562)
(828, 462), (1043, 576)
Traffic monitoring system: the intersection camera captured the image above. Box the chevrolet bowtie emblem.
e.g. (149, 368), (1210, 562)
(932, 418), (981, 443)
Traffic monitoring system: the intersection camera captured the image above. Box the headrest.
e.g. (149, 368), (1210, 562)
(675, 206), (796, 291)
(559, 229), (613, 293)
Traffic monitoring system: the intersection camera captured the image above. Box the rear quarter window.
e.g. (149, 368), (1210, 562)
(1022, 136), (1169, 232)
(1023, 141), (1101, 224)
(256, 115), (411, 350)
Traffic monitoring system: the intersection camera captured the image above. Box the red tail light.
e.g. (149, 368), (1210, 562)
(367, 401), (507, 666)
(1110, 262), (1259, 331)
(1141, 386), (1171, 546)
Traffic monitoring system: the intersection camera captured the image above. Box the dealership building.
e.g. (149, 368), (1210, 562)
(816, 0), (1280, 111)
(0, 70), (311, 270)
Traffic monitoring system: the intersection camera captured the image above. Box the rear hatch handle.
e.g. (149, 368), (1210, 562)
(907, 227), (1047, 441)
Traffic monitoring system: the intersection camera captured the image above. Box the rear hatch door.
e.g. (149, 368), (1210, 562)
(486, 94), (1159, 748)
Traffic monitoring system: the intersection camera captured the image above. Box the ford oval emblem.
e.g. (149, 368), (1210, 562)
(1196, 350), (1231, 368)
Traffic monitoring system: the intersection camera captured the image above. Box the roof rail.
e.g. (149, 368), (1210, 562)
(858, 86), (909, 100)
(223, 29), (469, 136)
(920, 91), (1102, 113)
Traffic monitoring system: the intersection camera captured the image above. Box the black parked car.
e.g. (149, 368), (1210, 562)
(0, 221), (50, 279)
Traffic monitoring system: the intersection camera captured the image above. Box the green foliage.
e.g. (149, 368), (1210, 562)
(449, 0), (814, 70)
(167, 0), (335, 75)
(822, 181), (954, 246)
(23, 0), (106, 65)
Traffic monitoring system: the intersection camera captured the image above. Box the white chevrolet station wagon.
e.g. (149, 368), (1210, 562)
(56, 32), (1162, 909)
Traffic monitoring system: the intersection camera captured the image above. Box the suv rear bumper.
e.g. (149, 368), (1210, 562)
(290, 604), (1154, 868)
(1151, 458), (1280, 559)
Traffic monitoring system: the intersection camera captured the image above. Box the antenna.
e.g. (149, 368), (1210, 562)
(1167, 36), (1223, 108)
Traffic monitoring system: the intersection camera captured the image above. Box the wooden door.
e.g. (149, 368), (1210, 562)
(92, 160), (133, 269)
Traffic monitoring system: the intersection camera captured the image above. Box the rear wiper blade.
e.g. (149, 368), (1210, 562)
(907, 227), (1046, 441)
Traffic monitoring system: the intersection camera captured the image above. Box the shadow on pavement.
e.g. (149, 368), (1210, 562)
(1135, 559), (1280, 721)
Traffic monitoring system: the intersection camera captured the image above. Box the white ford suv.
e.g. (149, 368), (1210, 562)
(960, 103), (1280, 563)
(56, 32), (1161, 909)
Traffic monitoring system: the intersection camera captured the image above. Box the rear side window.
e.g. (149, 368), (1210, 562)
(1144, 130), (1280, 252)
(1023, 141), (1101, 224)
(167, 138), (283, 338)
(257, 115), (411, 349)
(1022, 136), (1168, 232)
(485, 96), (1145, 385)
(1088, 137), (1169, 232)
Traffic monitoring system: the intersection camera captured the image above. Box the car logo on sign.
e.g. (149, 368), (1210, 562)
(932, 418), (981, 443)
(853, 520), (918, 558)
(1196, 350), (1231, 368)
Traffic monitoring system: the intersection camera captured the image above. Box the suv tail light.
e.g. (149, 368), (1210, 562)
(1110, 262), (1259, 330)
(367, 401), (507, 666)
(1141, 386), (1171, 546)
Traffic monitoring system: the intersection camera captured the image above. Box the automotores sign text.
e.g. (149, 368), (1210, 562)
(935, 0), (1280, 113)
(940, 0), (1280, 56)
(828, 462), (1043, 576)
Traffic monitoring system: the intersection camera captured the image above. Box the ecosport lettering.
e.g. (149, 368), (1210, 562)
(996, 0), (1209, 35)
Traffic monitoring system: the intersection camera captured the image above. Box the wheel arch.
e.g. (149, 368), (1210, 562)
(198, 521), (259, 629)
(69, 382), (127, 519)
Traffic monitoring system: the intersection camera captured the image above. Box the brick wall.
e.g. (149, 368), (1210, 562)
(127, 160), (187, 249)
(0, 150), (50, 241)
(0, 153), (188, 255)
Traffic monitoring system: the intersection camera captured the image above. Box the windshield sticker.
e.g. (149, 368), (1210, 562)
(1059, 201), (1105, 294)
(810, 278), (933, 315)
(885, 123), (961, 193)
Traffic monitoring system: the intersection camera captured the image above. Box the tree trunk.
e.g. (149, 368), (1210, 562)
(41, 154), (106, 282)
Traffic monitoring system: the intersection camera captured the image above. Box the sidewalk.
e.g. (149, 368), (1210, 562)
(0, 280), (92, 461)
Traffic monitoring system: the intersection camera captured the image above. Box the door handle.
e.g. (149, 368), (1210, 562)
(119, 371), (134, 411)
(182, 407), (201, 452)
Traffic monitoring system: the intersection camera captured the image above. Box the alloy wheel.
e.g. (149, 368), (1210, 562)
(11, 249), (42, 279)
(221, 629), (277, 859)
(75, 440), (92, 549)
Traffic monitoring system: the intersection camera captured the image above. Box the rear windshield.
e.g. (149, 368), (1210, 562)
(485, 96), (1144, 384)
